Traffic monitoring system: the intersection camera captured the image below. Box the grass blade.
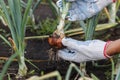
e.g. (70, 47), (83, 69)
(0, 53), (18, 80)
(0, 34), (11, 47)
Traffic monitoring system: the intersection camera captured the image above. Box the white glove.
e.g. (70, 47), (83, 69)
(57, 0), (113, 21)
(57, 38), (111, 63)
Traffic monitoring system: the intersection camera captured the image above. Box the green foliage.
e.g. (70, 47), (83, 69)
(0, 8), (8, 25)
(115, 67), (120, 80)
(48, 0), (59, 17)
(35, 18), (57, 35)
(0, 53), (18, 80)
(0, 34), (11, 47)
(40, 19), (57, 34)
(0, 0), (33, 77)
(0, 29), (11, 48)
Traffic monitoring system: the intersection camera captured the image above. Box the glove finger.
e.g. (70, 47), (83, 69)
(62, 38), (86, 51)
(67, 1), (82, 21)
(57, 48), (81, 63)
(68, 0), (99, 21)
(67, 0), (112, 21)
(77, 0), (99, 18)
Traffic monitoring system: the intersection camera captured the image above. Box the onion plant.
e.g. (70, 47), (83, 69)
(0, 0), (32, 77)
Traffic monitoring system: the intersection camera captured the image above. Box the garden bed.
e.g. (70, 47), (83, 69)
(0, 1), (120, 79)
(0, 25), (120, 80)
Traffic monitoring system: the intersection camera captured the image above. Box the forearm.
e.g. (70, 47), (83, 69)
(106, 39), (120, 56)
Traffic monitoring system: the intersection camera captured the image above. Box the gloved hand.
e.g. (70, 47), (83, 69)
(57, 0), (113, 21)
(57, 38), (111, 63)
